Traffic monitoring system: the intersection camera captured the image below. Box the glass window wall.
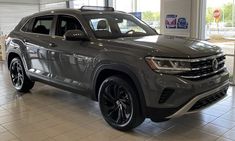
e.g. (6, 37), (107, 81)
(206, 0), (235, 83)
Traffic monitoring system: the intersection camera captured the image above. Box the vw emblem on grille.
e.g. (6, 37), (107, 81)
(212, 59), (219, 71)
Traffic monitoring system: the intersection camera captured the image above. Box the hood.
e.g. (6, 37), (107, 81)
(109, 35), (222, 58)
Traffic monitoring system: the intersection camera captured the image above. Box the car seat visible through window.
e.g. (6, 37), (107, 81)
(94, 20), (112, 38)
(34, 25), (49, 34)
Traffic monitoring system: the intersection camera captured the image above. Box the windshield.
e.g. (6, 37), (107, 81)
(83, 13), (157, 39)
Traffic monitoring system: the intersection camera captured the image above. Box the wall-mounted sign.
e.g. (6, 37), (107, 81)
(165, 14), (177, 28)
(165, 15), (188, 29)
(177, 17), (188, 29)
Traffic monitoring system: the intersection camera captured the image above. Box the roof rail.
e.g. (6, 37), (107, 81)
(80, 6), (114, 11)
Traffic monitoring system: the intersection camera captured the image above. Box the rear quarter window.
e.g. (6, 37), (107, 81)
(32, 16), (54, 35)
(21, 18), (34, 32)
(21, 15), (54, 35)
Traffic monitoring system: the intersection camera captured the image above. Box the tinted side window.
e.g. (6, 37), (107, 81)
(32, 16), (53, 35)
(21, 18), (34, 32)
(88, 18), (112, 38)
(56, 15), (83, 36)
(89, 18), (111, 32)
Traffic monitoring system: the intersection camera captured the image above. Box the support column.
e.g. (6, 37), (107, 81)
(68, 0), (74, 8)
(132, 0), (137, 12)
(191, 0), (206, 39)
(232, 0), (234, 28)
(66, 0), (69, 8)
(105, 0), (113, 7)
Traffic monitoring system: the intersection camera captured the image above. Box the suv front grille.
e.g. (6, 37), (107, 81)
(180, 54), (226, 79)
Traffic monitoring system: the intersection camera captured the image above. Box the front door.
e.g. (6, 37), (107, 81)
(48, 15), (93, 91)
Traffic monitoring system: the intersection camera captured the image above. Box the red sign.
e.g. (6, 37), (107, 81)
(213, 9), (221, 19)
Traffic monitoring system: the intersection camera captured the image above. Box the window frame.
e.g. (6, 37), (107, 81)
(21, 18), (34, 33)
(31, 15), (54, 35)
(20, 13), (93, 39)
(20, 15), (56, 36)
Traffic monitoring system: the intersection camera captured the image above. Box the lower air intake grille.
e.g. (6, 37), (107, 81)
(159, 88), (174, 104)
(189, 90), (227, 111)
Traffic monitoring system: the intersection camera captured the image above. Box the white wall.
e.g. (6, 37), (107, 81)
(0, 3), (39, 35)
(40, 2), (67, 11)
(40, 0), (66, 4)
(0, 0), (39, 4)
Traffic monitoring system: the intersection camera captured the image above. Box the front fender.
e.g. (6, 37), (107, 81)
(91, 63), (147, 116)
(6, 38), (30, 77)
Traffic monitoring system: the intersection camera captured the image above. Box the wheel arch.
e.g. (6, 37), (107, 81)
(7, 51), (30, 78)
(92, 64), (147, 116)
(7, 52), (21, 69)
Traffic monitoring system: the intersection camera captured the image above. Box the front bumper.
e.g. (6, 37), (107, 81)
(146, 80), (229, 122)
(166, 80), (229, 118)
(141, 69), (229, 122)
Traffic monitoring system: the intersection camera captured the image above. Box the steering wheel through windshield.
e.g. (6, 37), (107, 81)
(125, 29), (135, 35)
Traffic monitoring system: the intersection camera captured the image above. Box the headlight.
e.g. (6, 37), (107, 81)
(145, 57), (191, 74)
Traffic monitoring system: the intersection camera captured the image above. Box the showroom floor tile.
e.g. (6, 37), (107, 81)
(0, 61), (235, 141)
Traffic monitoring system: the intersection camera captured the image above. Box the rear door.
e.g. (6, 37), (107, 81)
(21, 15), (55, 78)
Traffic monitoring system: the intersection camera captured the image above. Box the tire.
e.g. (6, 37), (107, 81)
(9, 57), (34, 92)
(98, 76), (144, 131)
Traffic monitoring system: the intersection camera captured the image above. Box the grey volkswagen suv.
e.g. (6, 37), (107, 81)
(6, 6), (229, 130)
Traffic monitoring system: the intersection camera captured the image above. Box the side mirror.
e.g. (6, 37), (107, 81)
(64, 30), (89, 41)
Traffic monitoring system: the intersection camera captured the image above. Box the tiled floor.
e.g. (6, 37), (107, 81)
(0, 61), (235, 141)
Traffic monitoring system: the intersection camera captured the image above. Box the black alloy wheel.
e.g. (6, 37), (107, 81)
(10, 57), (34, 92)
(98, 76), (144, 131)
(10, 59), (24, 89)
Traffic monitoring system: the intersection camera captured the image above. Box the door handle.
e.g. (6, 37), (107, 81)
(49, 43), (57, 47)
